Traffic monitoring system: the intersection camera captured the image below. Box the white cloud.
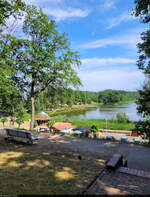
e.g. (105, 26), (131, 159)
(106, 11), (136, 29)
(81, 57), (135, 68)
(23, 0), (90, 21)
(23, 0), (62, 5)
(79, 56), (145, 91)
(43, 7), (89, 21)
(79, 69), (145, 91)
(102, 0), (116, 10)
(79, 28), (142, 49)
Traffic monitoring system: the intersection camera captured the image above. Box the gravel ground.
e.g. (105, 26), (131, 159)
(1, 129), (150, 171)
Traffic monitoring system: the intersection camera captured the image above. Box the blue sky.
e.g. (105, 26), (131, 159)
(20, 0), (148, 91)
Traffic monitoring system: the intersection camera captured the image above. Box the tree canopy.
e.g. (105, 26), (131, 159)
(0, 0), (25, 28)
(133, 0), (150, 118)
(6, 6), (81, 129)
(134, 0), (150, 23)
(0, 0), (25, 117)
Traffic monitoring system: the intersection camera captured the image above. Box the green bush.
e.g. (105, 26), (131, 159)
(48, 119), (55, 132)
(116, 113), (130, 123)
(135, 120), (150, 143)
(91, 125), (98, 133)
(34, 120), (38, 128)
(16, 117), (24, 128)
(1, 117), (7, 126)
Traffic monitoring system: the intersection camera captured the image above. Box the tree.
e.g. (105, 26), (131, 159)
(1, 117), (7, 126)
(48, 119), (55, 133)
(133, 0), (150, 117)
(0, 1), (25, 117)
(15, 102), (26, 128)
(8, 6), (81, 130)
(116, 113), (130, 123)
(135, 120), (150, 143)
(133, 0), (150, 23)
(136, 80), (150, 117)
(0, 0), (25, 28)
(133, 0), (150, 74)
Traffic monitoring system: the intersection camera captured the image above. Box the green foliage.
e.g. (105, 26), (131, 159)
(15, 117), (24, 128)
(0, 0), (25, 27)
(69, 118), (135, 131)
(0, 34), (25, 117)
(1, 117), (7, 126)
(34, 120), (38, 128)
(37, 87), (138, 110)
(15, 102), (26, 127)
(133, 0), (150, 23)
(135, 120), (150, 143)
(136, 30), (150, 73)
(133, 0), (150, 119)
(136, 81), (150, 117)
(48, 119), (55, 131)
(5, 6), (81, 129)
(116, 113), (130, 123)
(98, 89), (138, 104)
(91, 125), (98, 133)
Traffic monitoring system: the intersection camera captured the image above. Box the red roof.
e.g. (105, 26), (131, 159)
(52, 122), (73, 131)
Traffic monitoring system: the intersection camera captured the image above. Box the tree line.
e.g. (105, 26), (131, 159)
(27, 88), (139, 113)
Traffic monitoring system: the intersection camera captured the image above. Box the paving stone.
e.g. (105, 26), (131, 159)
(118, 167), (150, 179)
(85, 169), (150, 195)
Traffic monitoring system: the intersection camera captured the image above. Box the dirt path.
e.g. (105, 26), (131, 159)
(1, 129), (150, 171)
(34, 133), (150, 171)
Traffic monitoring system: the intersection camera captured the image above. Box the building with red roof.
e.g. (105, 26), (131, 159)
(52, 122), (73, 131)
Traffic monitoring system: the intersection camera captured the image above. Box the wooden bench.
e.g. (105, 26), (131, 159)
(4, 128), (38, 144)
(106, 154), (123, 170)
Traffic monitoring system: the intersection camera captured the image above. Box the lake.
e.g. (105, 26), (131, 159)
(67, 103), (142, 121)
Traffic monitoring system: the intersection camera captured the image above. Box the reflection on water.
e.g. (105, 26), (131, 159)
(67, 103), (142, 121)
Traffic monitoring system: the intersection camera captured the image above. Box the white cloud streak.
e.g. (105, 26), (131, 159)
(106, 11), (136, 29)
(102, 0), (116, 10)
(23, 0), (62, 5)
(43, 7), (89, 21)
(81, 57), (136, 68)
(79, 29), (142, 49)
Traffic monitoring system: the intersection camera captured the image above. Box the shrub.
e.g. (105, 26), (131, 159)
(16, 117), (24, 128)
(34, 120), (38, 128)
(135, 120), (150, 143)
(48, 119), (55, 132)
(1, 117), (7, 126)
(116, 113), (130, 123)
(91, 125), (98, 133)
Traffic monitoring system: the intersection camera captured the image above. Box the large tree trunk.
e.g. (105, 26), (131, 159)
(30, 79), (35, 130)
(30, 97), (35, 130)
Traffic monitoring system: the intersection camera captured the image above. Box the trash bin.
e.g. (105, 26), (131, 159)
(121, 136), (127, 142)
(106, 135), (113, 140)
(134, 138), (141, 143)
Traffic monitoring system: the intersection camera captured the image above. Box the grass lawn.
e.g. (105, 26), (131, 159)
(69, 119), (135, 131)
(0, 138), (104, 195)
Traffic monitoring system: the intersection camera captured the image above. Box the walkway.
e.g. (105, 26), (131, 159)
(36, 133), (150, 171)
(85, 169), (150, 195)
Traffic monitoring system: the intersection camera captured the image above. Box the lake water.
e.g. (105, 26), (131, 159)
(67, 103), (142, 121)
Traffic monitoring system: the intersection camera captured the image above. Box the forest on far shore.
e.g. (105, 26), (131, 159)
(31, 88), (139, 112)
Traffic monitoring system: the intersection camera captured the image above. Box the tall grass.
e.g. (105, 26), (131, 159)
(69, 119), (135, 130)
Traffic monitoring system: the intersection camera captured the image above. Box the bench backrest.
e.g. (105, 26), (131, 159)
(5, 128), (31, 139)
